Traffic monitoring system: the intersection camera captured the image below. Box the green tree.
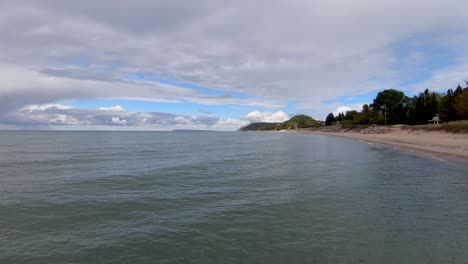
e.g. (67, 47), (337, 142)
(401, 96), (416, 124)
(439, 88), (457, 121)
(336, 113), (344, 121)
(371, 89), (405, 125)
(455, 85), (464, 97)
(455, 88), (468, 120)
(412, 89), (440, 124)
(325, 113), (336, 126)
(355, 104), (373, 125)
(343, 110), (359, 120)
(428, 92), (440, 118)
(277, 115), (320, 129)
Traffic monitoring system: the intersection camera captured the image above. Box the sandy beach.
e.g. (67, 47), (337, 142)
(287, 128), (468, 160)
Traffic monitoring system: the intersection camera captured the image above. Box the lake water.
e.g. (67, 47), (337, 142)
(1, 131), (467, 263)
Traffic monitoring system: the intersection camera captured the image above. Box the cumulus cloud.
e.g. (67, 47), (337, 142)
(100, 105), (125, 111)
(332, 104), (365, 116)
(0, 104), (294, 130)
(0, 104), (223, 130)
(244, 111), (290, 123)
(111, 116), (127, 125)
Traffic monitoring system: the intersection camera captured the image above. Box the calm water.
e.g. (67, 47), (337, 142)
(1, 131), (468, 263)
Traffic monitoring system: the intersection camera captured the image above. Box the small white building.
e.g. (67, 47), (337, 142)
(428, 114), (441, 125)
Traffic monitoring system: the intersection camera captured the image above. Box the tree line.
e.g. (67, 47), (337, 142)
(325, 82), (468, 127)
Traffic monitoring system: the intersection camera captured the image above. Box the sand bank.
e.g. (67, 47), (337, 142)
(285, 128), (468, 160)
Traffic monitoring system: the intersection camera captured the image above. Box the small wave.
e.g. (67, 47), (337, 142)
(358, 140), (374, 146)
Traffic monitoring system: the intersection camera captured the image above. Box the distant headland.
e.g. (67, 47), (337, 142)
(238, 84), (468, 160)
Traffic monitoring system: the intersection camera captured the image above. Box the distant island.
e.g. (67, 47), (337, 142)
(172, 129), (215, 132)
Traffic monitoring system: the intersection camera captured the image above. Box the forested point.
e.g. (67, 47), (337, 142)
(325, 82), (468, 127)
(239, 82), (468, 132)
(238, 122), (282, 131)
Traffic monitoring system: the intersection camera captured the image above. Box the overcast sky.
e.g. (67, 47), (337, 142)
(1, 0), (467, 130)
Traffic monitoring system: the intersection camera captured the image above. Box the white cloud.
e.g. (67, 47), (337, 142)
(212, 118), (250, 131)
(22, 104), (73, 111)
(333, 104), (365, 116)
(216, 118), (248, 126)
(1, 103), (228, 130)
(52, 114), (82, 125)
(111, 116), (127, 125)
(245, 111), (290, 123)
(333, 106), (354, 116)
(0, 104), (295, 130)
(99, 105), (125, 111)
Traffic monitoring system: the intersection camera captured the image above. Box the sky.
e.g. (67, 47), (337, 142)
(1, 0), (467, 130)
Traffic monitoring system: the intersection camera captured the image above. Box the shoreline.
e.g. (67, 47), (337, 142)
(280, 128), (468, 161)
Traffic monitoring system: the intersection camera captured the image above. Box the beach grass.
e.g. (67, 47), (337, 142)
(401, 120), (468, 133)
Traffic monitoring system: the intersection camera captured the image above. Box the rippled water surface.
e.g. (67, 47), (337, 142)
(1, 131), (468, 263)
